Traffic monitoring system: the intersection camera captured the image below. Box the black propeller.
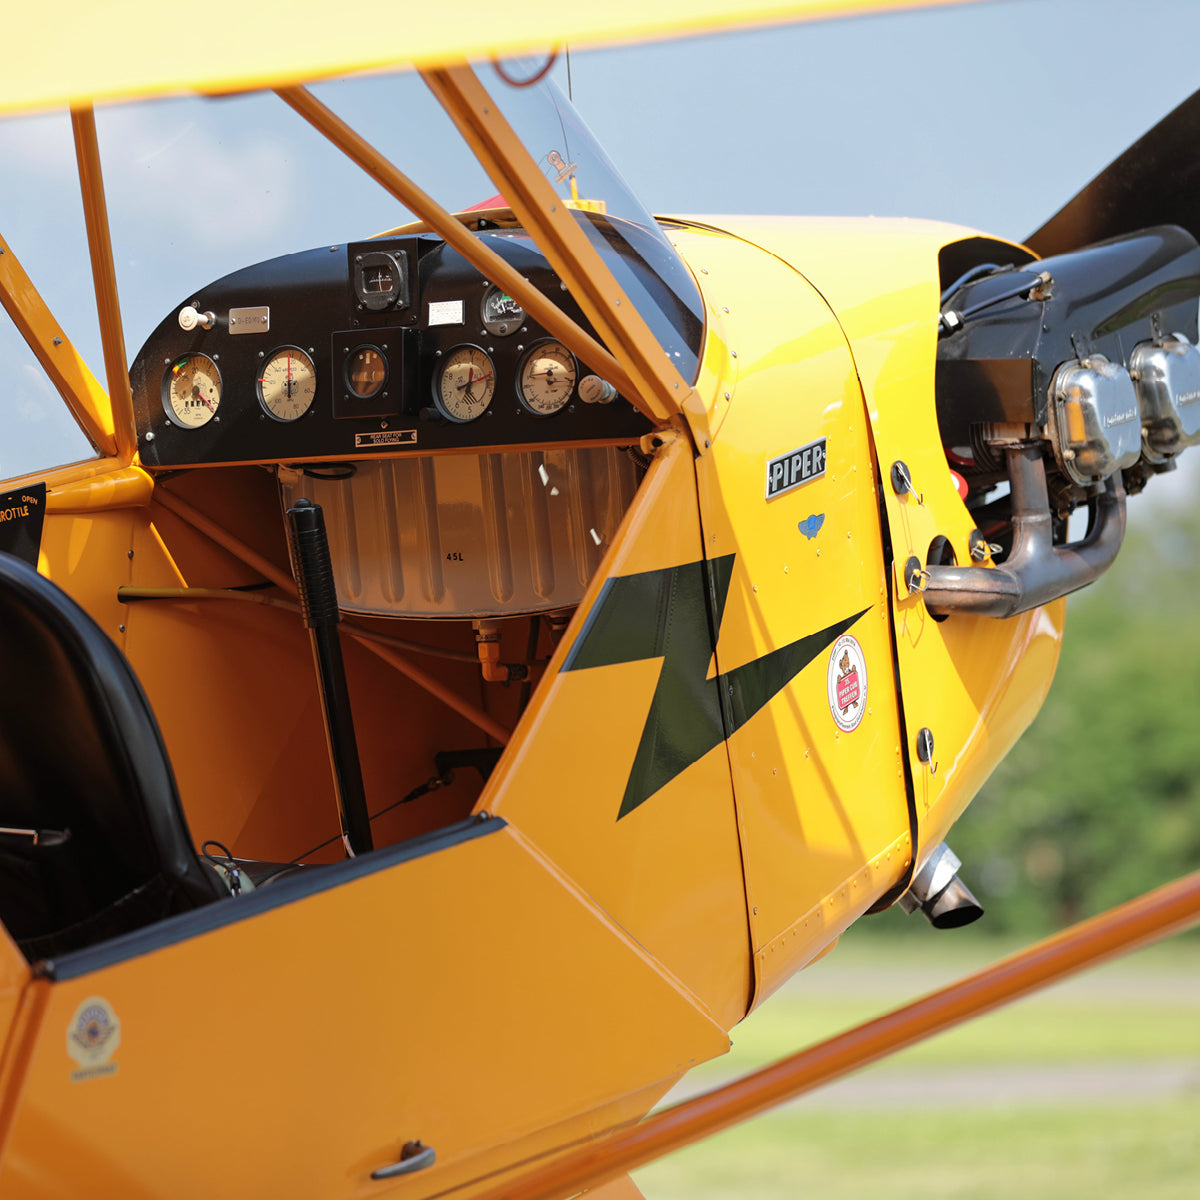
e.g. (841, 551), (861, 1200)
(1027, 87), (1200, 257)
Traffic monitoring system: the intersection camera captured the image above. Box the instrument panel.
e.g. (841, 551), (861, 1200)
(129, 231), (654, 468)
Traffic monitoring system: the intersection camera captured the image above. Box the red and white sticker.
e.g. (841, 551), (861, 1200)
(827, 634), (867, 732)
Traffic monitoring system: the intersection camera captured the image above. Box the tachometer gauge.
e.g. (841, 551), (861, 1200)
(518, 341), (576, 416)
(481, 286), (524, 336)
(258, 347), (317, 421)
(164, 353), (221, 428)
(435, 345), (495, 423)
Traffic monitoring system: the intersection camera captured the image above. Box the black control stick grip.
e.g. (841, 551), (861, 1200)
(286, 498), (340, 630)
(284, 497), (373, 856)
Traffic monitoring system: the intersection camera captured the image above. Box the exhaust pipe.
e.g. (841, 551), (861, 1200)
(899, 843), (984, 929)
(921, 444), (1126, 619)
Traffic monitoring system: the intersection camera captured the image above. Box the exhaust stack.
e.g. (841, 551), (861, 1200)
(899, 843), (984, 930)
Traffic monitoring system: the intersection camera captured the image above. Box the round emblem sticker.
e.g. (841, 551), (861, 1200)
(827, 634), (867, 732)
(66, 996), (121, 1079)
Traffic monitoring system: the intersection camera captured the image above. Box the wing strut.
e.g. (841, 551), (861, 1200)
(0, 231), (116, 458)
(469, 862), (1200, 1200)
(422, 63), (696, 425)
(70, 106), (136, 464)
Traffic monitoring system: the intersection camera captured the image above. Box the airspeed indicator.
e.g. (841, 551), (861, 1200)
(258, 347), (317, 421)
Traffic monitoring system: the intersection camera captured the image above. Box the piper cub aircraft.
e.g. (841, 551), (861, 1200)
(1, 1), (1200, 1197)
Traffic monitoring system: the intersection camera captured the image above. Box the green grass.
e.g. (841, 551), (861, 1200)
(631, 933), (1200, 1199)
(704, 994), (1200, 1073)
(635, 1100), (1200, 1200)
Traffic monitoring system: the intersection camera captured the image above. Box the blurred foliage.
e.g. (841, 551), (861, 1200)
(946, 481), (1200, 936)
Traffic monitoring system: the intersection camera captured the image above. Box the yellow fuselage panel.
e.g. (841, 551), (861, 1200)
(673, 225), (911, 1004)
(479, 437), (754, 1030)
(0, 824), (727, 1198)
(705, 216), (1065, 868)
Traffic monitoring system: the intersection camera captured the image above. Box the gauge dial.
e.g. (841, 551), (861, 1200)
(481, 286), (525, 336)
(165, 353), (221, 428)
(518, 341), (577, 416)
(354, 251), (408, 312)
(258, 348), (317, 421)
(435, 345), (495, 422)
(346, 346), (388, 399)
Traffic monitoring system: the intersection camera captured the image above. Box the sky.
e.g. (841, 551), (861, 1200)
(4, 0), (1200, 486)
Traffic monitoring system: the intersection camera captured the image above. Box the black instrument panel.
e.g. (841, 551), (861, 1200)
(129, 231), (653, 468)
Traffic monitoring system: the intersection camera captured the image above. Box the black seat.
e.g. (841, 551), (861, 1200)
(0, 552), (225, 959)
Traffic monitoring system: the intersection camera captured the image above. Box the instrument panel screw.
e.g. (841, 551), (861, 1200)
(145, 431), (155, 442)
(118, 624), (126, 633)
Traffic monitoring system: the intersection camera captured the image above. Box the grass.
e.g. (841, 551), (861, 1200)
(635, 1100), (1200, 1200)
(631, 930), (1200, 1199)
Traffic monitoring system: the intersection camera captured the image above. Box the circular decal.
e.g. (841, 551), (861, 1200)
(827, 634), (867, 732)
(66, 996), (121, 1077)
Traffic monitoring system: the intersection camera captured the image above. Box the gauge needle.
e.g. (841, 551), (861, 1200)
(192, 383), (215, 411)
(458, 368), (492, 401)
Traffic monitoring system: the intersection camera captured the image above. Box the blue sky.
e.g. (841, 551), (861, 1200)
(4, 0), (1200, 481)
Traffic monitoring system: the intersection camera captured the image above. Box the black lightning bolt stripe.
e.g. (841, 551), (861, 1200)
(563, 554), (869, 820)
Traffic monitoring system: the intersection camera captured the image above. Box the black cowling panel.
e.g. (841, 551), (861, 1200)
(0, 553), (224, 959)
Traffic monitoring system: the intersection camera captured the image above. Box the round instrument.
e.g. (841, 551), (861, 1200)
(434, 345), (495, 422)
(258, 347), (317, 422)
(518, 341), (576, 416)
(481, 286), (524, 336)
(354, 250), (406, 312)
(164, 353), (221, 428)
(346, 346), (388, 399)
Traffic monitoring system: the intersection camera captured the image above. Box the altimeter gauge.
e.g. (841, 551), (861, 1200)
(518, 341), (576, 416)
(434, 345), (495, 422)
(164, 353), (221, 428)
(258, 347), (317, 421)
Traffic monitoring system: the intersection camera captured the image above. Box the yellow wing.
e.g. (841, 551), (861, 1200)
(2, 0), (983, 116)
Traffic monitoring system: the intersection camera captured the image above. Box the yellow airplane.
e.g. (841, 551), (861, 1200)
(0, 2), (1198, 1197)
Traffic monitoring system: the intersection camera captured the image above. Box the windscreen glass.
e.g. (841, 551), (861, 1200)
(482, 60), (704, 383)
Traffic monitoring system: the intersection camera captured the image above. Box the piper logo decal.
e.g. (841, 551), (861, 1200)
(827, 634), (867, 732)
(766, 438), (826, 500)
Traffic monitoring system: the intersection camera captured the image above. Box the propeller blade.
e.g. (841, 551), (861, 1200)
(1027, 88), (1200, 257)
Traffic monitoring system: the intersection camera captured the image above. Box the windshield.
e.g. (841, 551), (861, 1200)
(481, 60), (705, 383)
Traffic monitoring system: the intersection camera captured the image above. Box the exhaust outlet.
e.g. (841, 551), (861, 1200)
(899, 843), (984, 929)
